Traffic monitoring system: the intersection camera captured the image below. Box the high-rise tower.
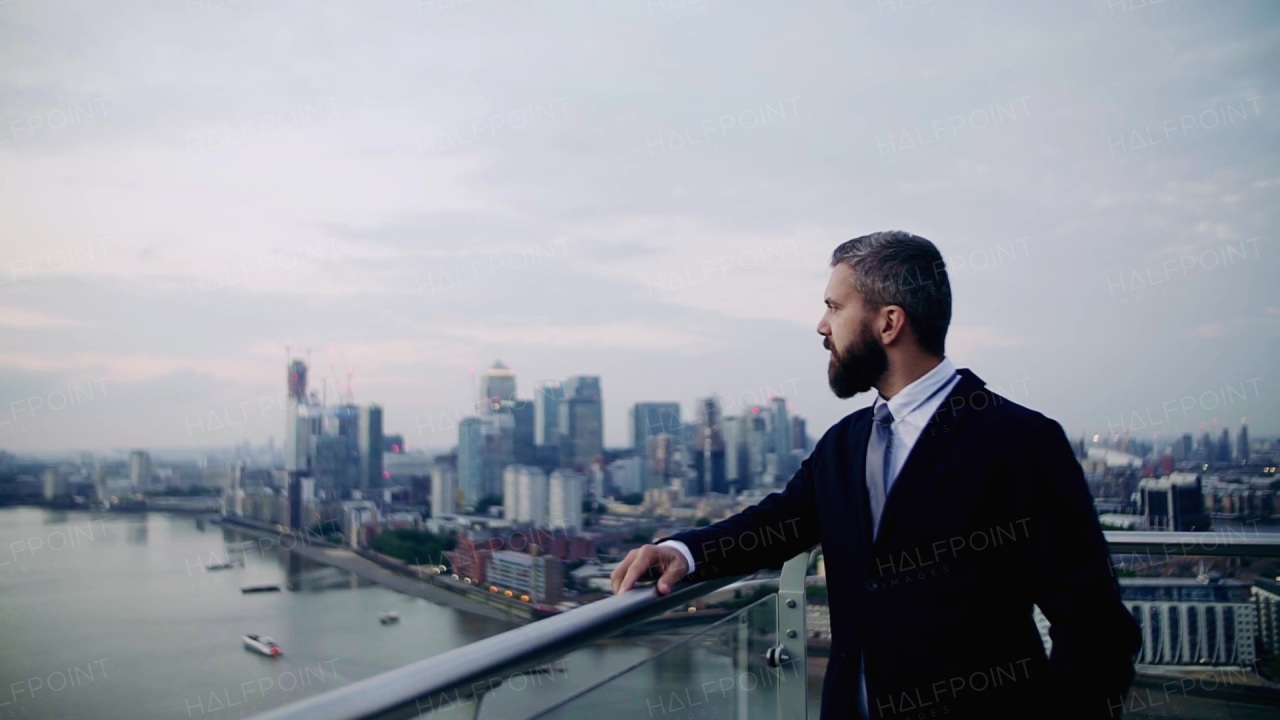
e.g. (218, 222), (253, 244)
(359, 405), (384, 491)
(558, 376), (603, 468)
(480, 361), (517, 414)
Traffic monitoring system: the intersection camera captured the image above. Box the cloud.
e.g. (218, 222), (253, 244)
(1193, 324), (1227, 339)
(1, 2), (1278, 450)
(0, 306), (76, 329)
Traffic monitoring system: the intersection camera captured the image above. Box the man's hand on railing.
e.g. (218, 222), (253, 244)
(610, 544), (689, 596)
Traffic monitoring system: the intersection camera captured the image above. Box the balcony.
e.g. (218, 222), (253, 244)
(255, 532), (1280, 720)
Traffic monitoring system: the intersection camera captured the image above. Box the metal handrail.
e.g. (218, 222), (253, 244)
(1103, 530), (1280, 557)
(251, 572), (746, 720)
(253, 531), (1280, 720)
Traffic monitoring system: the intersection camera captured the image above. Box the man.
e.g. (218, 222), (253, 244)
(612, 231), (1141, 719)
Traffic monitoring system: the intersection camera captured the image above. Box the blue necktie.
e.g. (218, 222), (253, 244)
(860, 401), (895, 719)
(866, 402), (894, 539)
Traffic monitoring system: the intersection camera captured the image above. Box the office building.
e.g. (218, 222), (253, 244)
(1254, 579), (1280, 662)
(129, 450), (151, 489)
(791, 416), (808, 454)
(631, 402), (682, 453)
(458, 417), (485, 507)
(42, 468), (67, 501)
(341, 500), (378, 549)
(383, 434), (405, 454)
(431, 459), (458, 517)
(693, 397), (726, 495)
(358, 405), (384, 491)
(483, 411), (516, 499)
(743, 407), (770, 489)
(487, 549), (564, 604)
(558, 376), (603, 468)
(585, 460), (606, 501)
(480, 360), (518, 413)
(632, 402), (681, 488)
(534, 381), (563, 447)
(645, 433), (679, 489)
(1122, 578), (1258, 666)
(510, 399), (536, 464)
(608, 456), (643, 497)
(1237, 423), (1250, 464)
(548, 470), (584, 533)
(771, 396), (790, 457)
(226, 463), (246, 516)
(503, 465), (548, 527)
(1139, 473), (1211, 531)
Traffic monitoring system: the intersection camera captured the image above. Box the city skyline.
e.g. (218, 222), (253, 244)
(2, 3), (1277, 453)
(0, 352), (1272, 457)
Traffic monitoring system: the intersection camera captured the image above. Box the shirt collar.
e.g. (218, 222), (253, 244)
(873, 356), (957, 426)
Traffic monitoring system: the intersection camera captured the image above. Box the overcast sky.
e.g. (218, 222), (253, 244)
(0, 0), (1276, 456)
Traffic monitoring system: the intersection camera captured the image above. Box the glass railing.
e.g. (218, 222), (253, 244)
(253, 532), (1280, 720)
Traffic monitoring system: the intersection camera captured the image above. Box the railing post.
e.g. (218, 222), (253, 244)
(774, 550), (810, 720)
(736, 607), (752, 720)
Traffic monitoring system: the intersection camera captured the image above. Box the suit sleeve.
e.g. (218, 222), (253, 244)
(1027, 417), (1141, 717)
(656, 435), (824, 582)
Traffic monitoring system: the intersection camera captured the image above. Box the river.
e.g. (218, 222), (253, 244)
(0, 508), (795, 720)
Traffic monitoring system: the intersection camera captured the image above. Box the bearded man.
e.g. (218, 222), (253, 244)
(612, 231), (1140, 719)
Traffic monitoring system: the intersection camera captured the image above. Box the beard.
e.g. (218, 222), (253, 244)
(826, 320), (888, 399)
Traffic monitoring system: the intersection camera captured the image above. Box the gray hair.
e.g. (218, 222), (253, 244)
(830, 231), (951, 356)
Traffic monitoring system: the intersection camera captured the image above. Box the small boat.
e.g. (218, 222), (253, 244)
(206, 558), (244, 571)
(243, 634), (283, 657)
(240, 584), (281, 594)
(379, 611), (400, 624)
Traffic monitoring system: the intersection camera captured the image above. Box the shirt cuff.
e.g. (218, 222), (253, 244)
(657, 540), (696, 575)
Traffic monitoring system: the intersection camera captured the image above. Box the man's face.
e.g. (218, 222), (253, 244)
(817, 264), (888, 399)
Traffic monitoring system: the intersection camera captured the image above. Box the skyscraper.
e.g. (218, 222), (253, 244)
(359, 405), (384, 491)
(510, 399), (536, 464)
(482, 411), (516, 499)
(791, 416), (808, 454)
(771, 396), (791, 457)
(549, 470), (584, 533)
(631, 402), (682, 452)
(1218, 429), (1232, 463)
(458, 417), (485, 507)
(1238, 422), (1250, 464)
(431, 457), (458, 517)
(559, 376), (603, 468)
(129, 450), (151, 489)
(696, 397), (726, 495)
(723, 416), (745, 485)
(284, 358), (315, 476)
(534, 381), (563, 447)
(287, 360), (307, 403)
(743, 407), (769, 488)
(480, 360), (518, 413)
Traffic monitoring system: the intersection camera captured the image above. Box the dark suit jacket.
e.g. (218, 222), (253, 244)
(663, 368), (1141, 719)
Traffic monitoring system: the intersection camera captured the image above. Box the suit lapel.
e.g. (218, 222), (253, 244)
(849, 409), (875, 552)
(872, 369), (986, 549)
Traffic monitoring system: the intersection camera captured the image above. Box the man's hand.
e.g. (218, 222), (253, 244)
(610, 544), (689, 596)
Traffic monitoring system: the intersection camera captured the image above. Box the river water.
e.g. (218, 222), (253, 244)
(0, 508), (791, 720)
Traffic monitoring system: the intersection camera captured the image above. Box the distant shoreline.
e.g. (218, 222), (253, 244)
(213, 516), (527, 624)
